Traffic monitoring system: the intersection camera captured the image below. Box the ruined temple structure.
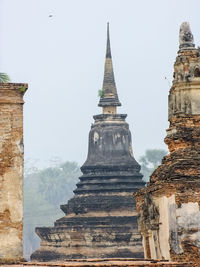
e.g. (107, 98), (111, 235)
(134, 22), (200, 263)
(0, 83), (27, 261)
(31, 24), (145, 261)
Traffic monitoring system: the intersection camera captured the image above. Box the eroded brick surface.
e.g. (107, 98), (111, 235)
(0, 83), (27, 261)
(135, 23), (200, 263)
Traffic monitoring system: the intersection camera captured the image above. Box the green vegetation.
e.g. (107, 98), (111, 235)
(98, 89), (105, 97)
(0, 73), (11, 83)
(139, 149), (168, 182)
(23, 161), (81, 259)
(20, 85), (27, 93)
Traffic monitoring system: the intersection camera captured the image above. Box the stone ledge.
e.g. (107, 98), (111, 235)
(0, 259), (192, 267)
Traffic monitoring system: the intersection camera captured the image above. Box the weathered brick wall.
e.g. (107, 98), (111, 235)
(0, 83), (27, 261)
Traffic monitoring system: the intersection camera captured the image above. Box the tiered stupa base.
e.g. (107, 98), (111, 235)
(31, 214), (143, 261)
(31, 171), (145, 261)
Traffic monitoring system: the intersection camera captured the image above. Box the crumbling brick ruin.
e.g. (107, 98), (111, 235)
(0, 83), (27, 261)
(134, 22), (200, 264)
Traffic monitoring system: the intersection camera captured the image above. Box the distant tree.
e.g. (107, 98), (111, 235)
(23, 160), (81, 260)
(24, 158), (40, 176)
(139, 149), (168, 182)
(38, 161), (81, 206)
(0, 73), (10, 83)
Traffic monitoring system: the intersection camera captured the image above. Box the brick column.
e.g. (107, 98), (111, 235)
(0, 83), (27, 261)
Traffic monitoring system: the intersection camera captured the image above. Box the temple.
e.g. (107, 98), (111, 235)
(31, 24), (145, 261)
(135, 22), (200, 264)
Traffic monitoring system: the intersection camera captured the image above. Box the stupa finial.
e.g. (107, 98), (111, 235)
(179, 22), (195, 50)
(106, 22), (111, 58)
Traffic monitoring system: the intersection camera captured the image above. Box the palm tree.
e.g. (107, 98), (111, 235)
(0, 73), (11, 83)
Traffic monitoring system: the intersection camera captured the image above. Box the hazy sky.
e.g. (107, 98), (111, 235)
(1, 0), (200, 168)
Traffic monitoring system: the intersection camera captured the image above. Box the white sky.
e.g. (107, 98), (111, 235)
(0, 0), (200, 168)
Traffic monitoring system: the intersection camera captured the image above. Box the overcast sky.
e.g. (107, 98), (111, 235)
(0, 0), (200, 168)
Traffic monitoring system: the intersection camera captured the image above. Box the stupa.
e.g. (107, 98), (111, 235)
(31, 24), (145, 261)
(135, 22), (200, 263)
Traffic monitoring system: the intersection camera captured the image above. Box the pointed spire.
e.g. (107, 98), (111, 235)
(106, 23), (111, 58)
(98, 23), (121, 108)
(179, 22), (195, 50)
